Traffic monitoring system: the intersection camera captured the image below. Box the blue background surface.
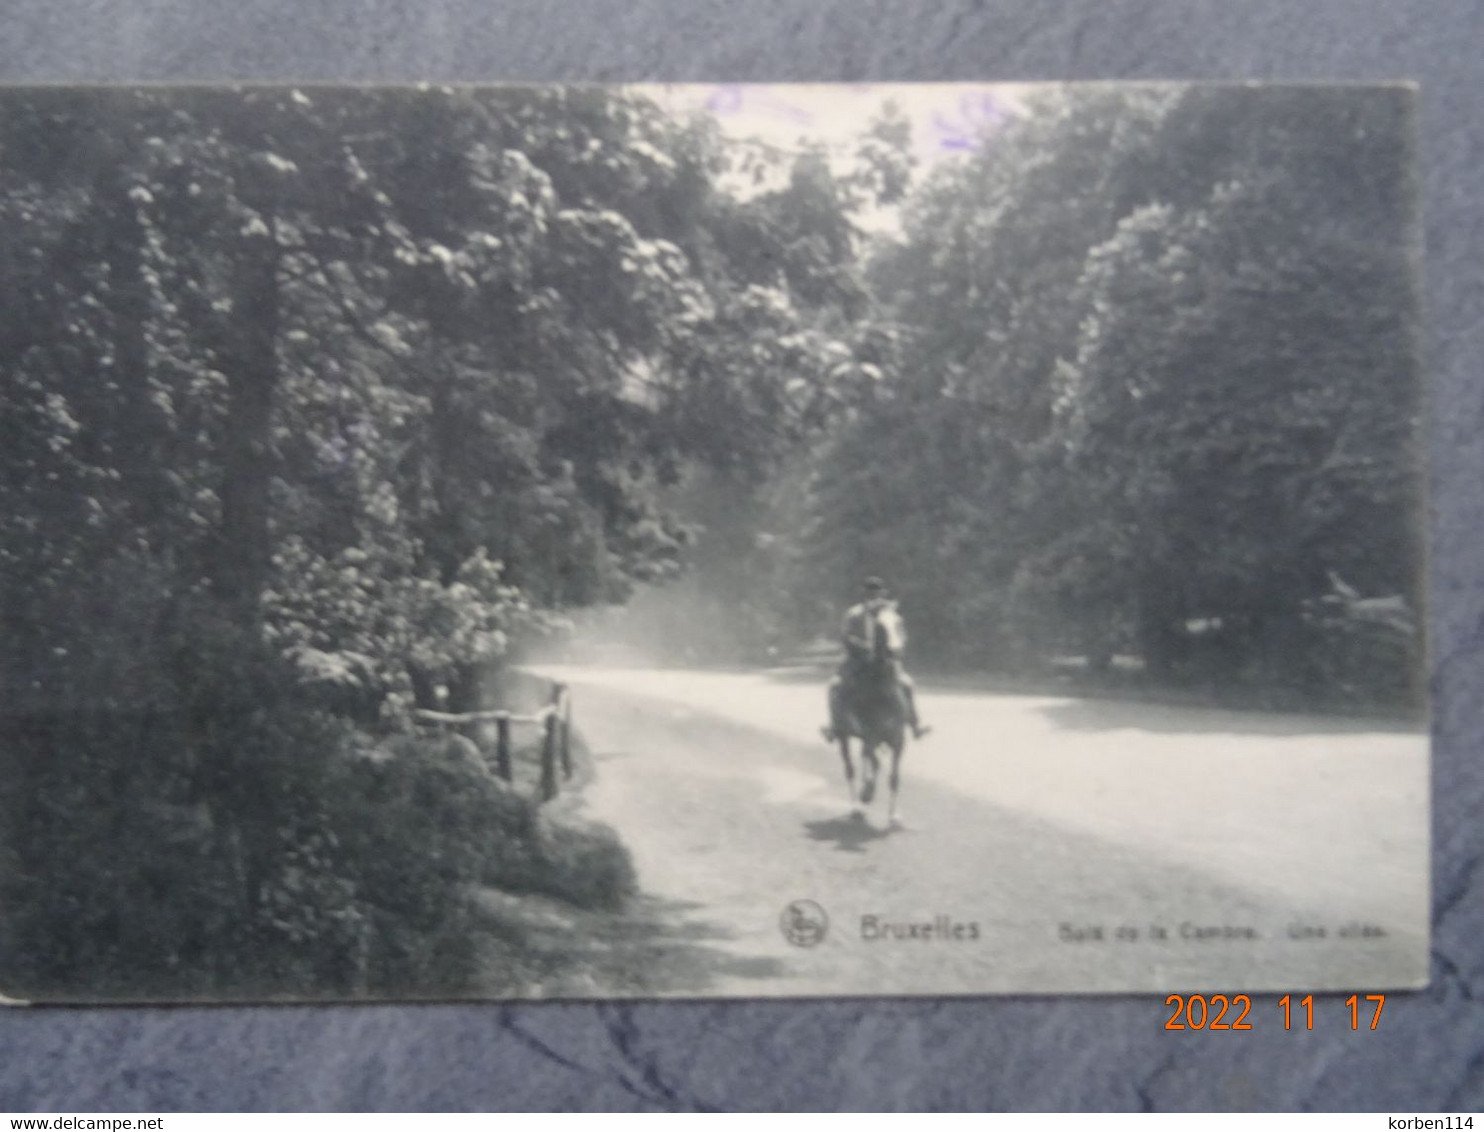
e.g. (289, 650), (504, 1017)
(0, 0), (1479, 1111)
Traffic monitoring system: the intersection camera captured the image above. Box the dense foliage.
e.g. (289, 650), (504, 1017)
(789, 86), (1423, 708)
(0, 86), (875, 997)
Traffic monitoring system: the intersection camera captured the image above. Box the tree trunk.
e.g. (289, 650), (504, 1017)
(407, 662), (442, 713)
(101, 171), (168, 530)
(213, 223), (281, 623)
(1136, 575), (1182, 681)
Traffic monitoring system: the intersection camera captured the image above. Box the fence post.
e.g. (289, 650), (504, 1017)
(539, 708), (559, 803)
(495, 712), (512, 782)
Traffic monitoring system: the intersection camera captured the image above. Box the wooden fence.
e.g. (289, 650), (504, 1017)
(413, 681), (574, 802)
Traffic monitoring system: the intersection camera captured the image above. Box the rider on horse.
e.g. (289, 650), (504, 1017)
(822, 576), (930, 743)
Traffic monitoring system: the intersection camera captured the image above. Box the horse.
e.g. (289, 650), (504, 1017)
(835, 613), (908, 826)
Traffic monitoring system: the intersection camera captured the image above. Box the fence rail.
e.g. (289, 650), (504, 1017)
(413, 681), (573, 802)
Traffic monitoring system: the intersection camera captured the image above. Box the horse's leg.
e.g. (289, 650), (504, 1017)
(860, 737), (878, 805)
(887, 738), (904, 826)
(838, 735), (858, 811)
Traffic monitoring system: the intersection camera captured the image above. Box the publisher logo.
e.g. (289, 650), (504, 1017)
(780, 899), (829, 947)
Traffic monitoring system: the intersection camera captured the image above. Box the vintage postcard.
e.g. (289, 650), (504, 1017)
(0, 83), (1426, 1002)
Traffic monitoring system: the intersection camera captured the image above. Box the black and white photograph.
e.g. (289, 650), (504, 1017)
(0, 82), (1427, 1003)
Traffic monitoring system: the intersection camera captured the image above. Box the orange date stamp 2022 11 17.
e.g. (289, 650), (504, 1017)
(1162, 993), (1389, 1031)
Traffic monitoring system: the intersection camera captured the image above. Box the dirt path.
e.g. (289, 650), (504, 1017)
(499, 667), (1427, 998)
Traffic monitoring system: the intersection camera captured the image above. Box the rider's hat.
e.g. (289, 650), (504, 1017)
(862, 576), (887, 593)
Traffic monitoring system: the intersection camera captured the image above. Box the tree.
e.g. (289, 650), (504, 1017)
(0, 84), (928, 996)
(798, 85), (1421, 706)
(799, 88), (1176, 662)
(1046, 87), (1421, 692)
(603, 102), (920, 661)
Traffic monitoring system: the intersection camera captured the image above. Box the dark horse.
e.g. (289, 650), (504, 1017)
(835, 614), (908, 825)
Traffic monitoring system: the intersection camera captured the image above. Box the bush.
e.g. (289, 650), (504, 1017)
(0, 606), (640, 1001)
(322, 731), (639, 990)
(318, 733), (530, 995)
(0, 627), (371, 1001)
(516, 814), (638, 912)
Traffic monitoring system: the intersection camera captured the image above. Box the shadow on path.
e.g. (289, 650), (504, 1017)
(470, 889), (787, 998)
(803, 812), (894, 853)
